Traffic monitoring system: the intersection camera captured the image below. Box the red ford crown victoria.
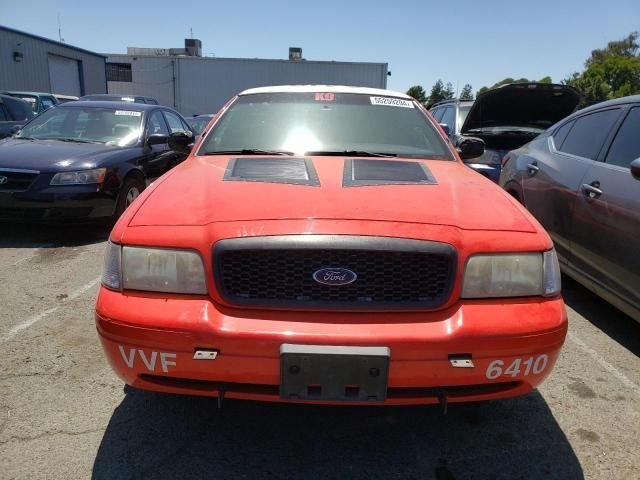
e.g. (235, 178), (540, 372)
(96, 86), (567, 407)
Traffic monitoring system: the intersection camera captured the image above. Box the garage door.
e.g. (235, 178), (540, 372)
(48, 54), (82, 96)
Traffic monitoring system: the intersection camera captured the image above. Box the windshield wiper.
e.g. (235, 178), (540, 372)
(50, 138), (103, 144)
(34, 137), (103, 144)
(203, 148), (294, 156)
(305, 150), (397, 158)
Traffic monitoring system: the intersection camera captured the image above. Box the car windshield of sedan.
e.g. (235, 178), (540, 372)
(16, 106), (143, 146)
(198, 92), (453, 159)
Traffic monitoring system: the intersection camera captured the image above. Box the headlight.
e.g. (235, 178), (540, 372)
(50, 168), (106, 185)
(101, 242), (207, 294)
(462, 249), (561, 298)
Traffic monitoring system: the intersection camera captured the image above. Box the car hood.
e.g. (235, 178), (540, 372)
(130, 155), (537, 232)
(461, 83), (581, 134)
(0, 138), (131, 172)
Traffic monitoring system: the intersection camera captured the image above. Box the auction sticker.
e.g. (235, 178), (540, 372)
(370, 97), (414, 108)
(115, 110), (142, 116)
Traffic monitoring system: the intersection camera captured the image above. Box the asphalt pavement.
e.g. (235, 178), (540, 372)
(0, 224), (638, 480)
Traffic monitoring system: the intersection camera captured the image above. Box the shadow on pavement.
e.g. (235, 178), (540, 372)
(93, 389), (583, 480)
(0, 222), (109, 248)
(562, 275), (640, 357)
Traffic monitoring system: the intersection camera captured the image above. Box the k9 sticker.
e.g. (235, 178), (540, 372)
(369, 96), (414, 108)
(485, 355), (548, 380)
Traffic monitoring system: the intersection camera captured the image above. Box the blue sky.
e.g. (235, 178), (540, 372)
(1, 0), (639, 95)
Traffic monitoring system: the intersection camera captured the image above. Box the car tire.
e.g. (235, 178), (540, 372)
(114, 176), (145, 220)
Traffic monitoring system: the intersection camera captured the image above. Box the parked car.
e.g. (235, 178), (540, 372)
(0, 101), (194, 223)
(80, 94), (159, 105)
(185, 114), (214, 135)
(430, 83), (580, 182)
(96, 85), (566, 407)
(2, 91), (59, 114)
(53, 94), (79, 104)
(500, 95), (640, 322)
(0, 94), (35, 139)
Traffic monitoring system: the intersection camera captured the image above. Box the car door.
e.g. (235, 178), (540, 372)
(569, 105), (640, 313)
(521, 107), (623, 265)
(140, 109), (172, 180)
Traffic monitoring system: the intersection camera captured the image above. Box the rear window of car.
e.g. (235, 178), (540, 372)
(605, 107), (640, 168)
(457, 106), (470, 130)
(552, 121), (574, 149)
(439, 107), (456, 132)
(558, 109), (621, 160)
(199, 92), (453, 160)
(13, 95), (38, 113)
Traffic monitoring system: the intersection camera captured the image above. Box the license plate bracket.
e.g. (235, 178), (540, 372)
(280, 344), (390, 402)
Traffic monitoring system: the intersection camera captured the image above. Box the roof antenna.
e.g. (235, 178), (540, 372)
(190, 27), (193, 39)
(57, 13), (65, 42)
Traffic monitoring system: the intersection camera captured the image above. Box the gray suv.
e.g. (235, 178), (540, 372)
(500, 95), (640, 322)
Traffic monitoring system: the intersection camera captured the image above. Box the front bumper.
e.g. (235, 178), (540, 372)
(0, 186), (116, 222)
(96, 287), (567, 405)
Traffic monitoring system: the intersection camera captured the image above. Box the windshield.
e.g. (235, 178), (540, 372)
(16, 106), (143, 146)
(198, 92), (453, 159)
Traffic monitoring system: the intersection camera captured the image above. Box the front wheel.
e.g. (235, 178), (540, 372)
(114, 176), (145, 220)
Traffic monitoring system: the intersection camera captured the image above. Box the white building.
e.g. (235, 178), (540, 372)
(0, 25), (106, 96)
(106, 42), (389, 115)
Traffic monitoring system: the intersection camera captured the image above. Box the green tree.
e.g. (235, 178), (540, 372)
(586, 32), (639, 67)
(444, 82), (455, 100)
(428, 80), (446, 104)
(565, 32), (640, 106)
(476, 77), (552, 97)
(406, 85), (428, 105)
(459, 84), (474, 101)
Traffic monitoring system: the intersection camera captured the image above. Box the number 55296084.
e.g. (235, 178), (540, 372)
(485, 355), (549, 380)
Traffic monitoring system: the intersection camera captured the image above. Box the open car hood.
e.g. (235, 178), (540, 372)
(460, 83), (581, 133)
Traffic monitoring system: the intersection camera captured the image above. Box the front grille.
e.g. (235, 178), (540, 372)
(214, 235), (456, 310)
(0, 170), (39, 192)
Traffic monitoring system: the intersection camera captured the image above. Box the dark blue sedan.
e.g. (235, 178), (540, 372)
(0, 101), (194, 223)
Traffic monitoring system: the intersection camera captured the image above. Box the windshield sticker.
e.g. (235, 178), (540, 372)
(115, 110), (142, 116)
(369, 97), (414, 108)
(315, 92), (335, 102)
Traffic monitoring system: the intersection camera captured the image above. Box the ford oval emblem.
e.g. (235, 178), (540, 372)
(313, 267), (357, 286)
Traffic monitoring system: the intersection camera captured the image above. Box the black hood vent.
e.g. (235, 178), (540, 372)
(343, 159), (437, 187)
(224, 158), (320, 186)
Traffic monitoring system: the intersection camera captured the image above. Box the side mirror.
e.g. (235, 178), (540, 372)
(631, 158), (640, 181)
(147, 133), (168, 145)
(439, 123), (451, 137)
(10, 126), (21, 136)
(168, 131), (193, 153)
(457, 136), (485, 160)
